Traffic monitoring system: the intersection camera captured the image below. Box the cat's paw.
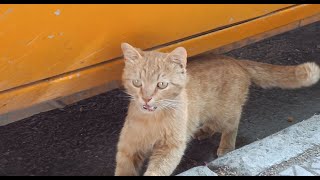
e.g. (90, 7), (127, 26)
(217, 148), (234, 157)
(193, 128), (214, 141)
(144, 171), (160, 176)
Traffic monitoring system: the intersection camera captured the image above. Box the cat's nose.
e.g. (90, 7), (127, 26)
(142, 97), (152, 104)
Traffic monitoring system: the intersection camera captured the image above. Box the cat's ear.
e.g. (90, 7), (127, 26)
(121, 43), (142, 63)
(167, 47), (187, 68)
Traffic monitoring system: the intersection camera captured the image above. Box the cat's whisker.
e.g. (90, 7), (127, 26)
(158, 102), (179, 111)
(165, 102), (180, 108)
(159, 102), (174, 107)
(120, 92), (137, 101)
(116, 94), (132, 98)
(161, 105), (175, 112)
(157, 100), (180, 106)
(158, 99), (180, 103)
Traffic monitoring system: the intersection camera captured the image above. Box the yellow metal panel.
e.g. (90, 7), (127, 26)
(160, 5), (320, 55)
(0, 4), (293, 91)
(0, 4), (320, 115)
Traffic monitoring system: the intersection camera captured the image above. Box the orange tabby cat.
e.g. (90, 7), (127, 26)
(115, 43), (320, 176)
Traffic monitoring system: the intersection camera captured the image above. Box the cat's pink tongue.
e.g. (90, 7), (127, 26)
(143, 105), (157, 112)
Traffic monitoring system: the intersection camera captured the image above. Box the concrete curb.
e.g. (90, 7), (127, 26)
(207, 114), (320, 176)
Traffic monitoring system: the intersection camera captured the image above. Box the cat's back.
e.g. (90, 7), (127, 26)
(187, 54), (246, 80)
(185, 54), (250, 102)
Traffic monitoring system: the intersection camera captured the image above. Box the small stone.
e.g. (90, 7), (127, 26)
(317, 45), (320, 49)
(288, 117), (294, 123)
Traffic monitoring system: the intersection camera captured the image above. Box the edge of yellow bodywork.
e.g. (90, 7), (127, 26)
(0, 4), (320, 115)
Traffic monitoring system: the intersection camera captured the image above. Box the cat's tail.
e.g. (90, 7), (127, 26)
(237, 60), (320, 89)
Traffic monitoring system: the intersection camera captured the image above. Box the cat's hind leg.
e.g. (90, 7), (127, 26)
(217, 127), (239, 157)
(193, 124), (216, 141)
(216, 107), (243, 157)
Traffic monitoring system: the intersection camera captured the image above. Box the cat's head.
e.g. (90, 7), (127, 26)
(121, 43), (188, 113)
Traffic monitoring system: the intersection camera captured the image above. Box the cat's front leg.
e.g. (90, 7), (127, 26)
(115, 149), (145, 176)
(144, 141), (186, 176)
(115, 124), (145, 176)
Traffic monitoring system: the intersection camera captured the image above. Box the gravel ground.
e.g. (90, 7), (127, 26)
(0, 22), (319, 176)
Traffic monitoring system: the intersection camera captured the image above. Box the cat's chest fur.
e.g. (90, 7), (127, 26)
(125, 100), (188, 144)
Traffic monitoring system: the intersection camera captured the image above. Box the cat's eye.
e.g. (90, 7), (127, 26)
(132, 80), (142, 87)
(157, 82), (168, 89)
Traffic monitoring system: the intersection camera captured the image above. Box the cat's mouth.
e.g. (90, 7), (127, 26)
(142, 104), (157, 112)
